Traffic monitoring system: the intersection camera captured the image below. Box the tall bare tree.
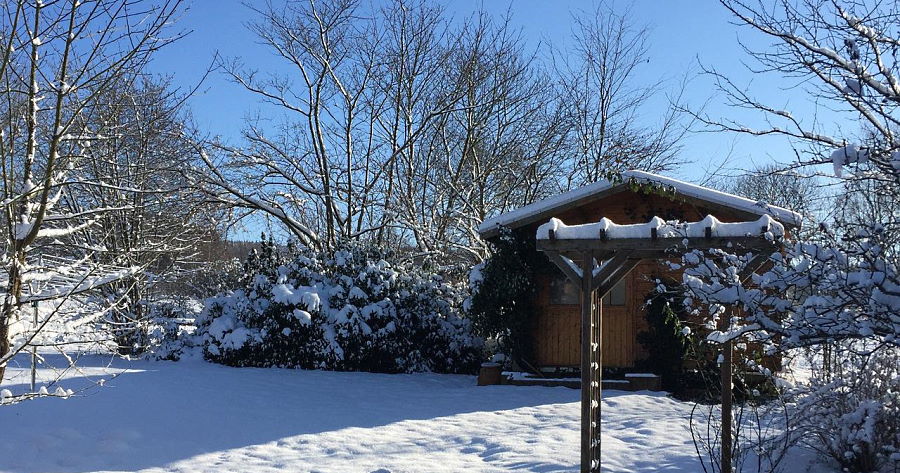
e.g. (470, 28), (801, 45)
(682, 3), (900, 471)
(386, 11), (570, 260)
(558, 2), (689, 186)
(199, 0), (571, 261)
(197, 0), (693, 263)
(694, 0), (900, 185)
(0, 0), (183, 386)
(66, 76), (215, 354)
(199, 0), (456, 250)
(684, 0), (900, 254)
(723, 163), (824, 238)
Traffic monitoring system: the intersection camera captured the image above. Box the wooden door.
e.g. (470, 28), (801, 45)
(599, 277), (634, 367)
(533, 273), (581, 367)
(534, 305), (580, 366)
(533, 273), (636, 368)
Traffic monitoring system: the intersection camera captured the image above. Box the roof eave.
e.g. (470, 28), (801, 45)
(476, 171), (804, 240)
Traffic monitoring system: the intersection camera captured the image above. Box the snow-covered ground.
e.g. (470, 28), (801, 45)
(0, 356), (819, 473)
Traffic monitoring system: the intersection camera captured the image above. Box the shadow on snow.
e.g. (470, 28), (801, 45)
(0, 354), (587, 473)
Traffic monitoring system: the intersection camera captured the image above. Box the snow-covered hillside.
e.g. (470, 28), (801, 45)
(0, 356), (820, 473)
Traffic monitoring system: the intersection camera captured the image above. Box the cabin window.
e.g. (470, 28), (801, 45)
(549, 274), (580, 305)
(601, 279), (627, 306)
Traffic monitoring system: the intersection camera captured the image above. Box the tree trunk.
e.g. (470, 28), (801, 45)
(0, 251), (25, 385)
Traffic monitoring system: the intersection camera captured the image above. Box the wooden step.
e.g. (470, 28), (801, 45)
(499, 372), (662, 391)
(503, 374), (633, 390)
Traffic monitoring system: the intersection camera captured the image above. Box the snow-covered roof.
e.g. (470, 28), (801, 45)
(477, 170), (802, 237)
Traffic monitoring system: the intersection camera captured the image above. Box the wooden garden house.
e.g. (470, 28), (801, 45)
(477, 170), (801, 373)
(479, 170), (801, 473)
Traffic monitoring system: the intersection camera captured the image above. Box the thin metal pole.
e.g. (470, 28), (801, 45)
(30, 299), (37, 392)
(30, 254), (42, 393)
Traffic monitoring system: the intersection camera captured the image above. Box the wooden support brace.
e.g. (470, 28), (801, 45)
(591, 252), (632, 291)
(738, 251), (773, 283)
(595, 258), (641, 296)
(545, 251), (584, 285)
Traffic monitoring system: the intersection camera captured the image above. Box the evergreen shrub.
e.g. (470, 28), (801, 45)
(196, 240), (482, 374)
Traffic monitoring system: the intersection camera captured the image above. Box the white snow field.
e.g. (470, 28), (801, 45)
(0, 356), (816, 473)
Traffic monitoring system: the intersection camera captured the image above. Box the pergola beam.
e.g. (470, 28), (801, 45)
(538, 236), (778, 254)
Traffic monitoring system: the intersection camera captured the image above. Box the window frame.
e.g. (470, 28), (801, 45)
(601, 277), (627, 307)
(548, 272), (580, 306)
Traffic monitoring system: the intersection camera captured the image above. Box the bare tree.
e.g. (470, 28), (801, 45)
(558, 2), (689, 187)
(685, 0), (900, 260)
(65, 76), (215, 354)
(199, 0), (571, 262)
(0, 0), (183, 386)
(723, 164), (824, 238)
(199, 0), (461, 250)
(693, 0), (900, 184)
(681, 3), (900, 470)
(197, 0), (694, 263)
(832, 175), (900, 254)
(386, 11), (570, 260)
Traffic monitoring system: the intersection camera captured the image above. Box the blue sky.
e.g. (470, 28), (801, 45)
(148, 0), (815, 183)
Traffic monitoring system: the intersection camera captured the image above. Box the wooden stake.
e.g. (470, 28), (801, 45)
(720, 308), (734, 473)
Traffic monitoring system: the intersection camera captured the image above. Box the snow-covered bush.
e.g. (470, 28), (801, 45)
(179, 257), (244, 299)
(678, 224), (900, 472)
(795, 347), (899, 473)
(678, 225), (900, 358)
(195, 244), (482, 374)
(143, 298), (204, 361)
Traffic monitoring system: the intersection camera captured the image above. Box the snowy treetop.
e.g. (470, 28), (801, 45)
(536, 214), (785, 240)
(478, 170), (802, 235)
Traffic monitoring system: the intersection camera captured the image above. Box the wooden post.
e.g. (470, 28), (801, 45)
(592, 265), (602, 472)
(579, 252), (598, 473)
(720, 308), (733, 473)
